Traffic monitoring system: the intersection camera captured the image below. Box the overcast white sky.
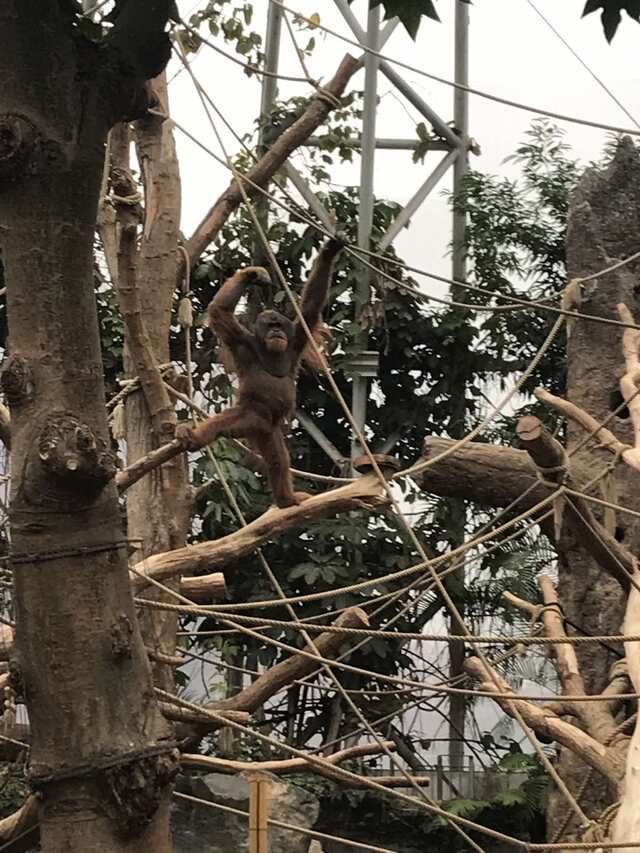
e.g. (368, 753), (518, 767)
(169, 0), (640, 292)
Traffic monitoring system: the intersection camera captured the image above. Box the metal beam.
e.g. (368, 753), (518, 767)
(295, 409), (347, 467)
(379, 148), (459, 251)
(303, 136), (451, 152)
(452, 0), (470, 285)
(258, 0), (283, 135)
(280, 162), (336, 233)
(334, 0), (459, 150)
(379, 60), (461, 149)
(352, 4), (380, 463)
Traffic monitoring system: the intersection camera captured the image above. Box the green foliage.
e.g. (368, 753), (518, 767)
(298, 747), (547, 851)
(582, 0), (640, 41)
(179, 1), (264, 70)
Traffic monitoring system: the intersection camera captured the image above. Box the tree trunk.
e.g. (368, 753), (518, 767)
(124, 76), (191, 695)
(548, 139), (640, 843)
(0, 5), (175, 851)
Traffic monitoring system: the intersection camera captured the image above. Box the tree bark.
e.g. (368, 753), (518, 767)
(547, 138), (640, 842)
(0, 5), (176, 851)
(121, 76), (191, 695)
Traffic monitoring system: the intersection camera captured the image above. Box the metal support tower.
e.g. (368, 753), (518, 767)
(257, 0), (470, 473)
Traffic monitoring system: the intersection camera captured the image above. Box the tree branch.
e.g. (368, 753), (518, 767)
(464, 657), (622, 786)
(0, 795), (39, 851)
(111, 146), (176, 444)
(181, 741), (396, 782)
(616, 302), (640, 471)
(209, 608), (368, 714)
(538, 575), (615, 739)
(535, 387), (633, 466)
(183, 53), (359, 273)
(0, 401), (11, 451)
(131, 475), (388, 589)
(516, 416), (635, 590)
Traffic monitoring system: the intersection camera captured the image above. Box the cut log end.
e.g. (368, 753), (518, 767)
(353, 453), (401, 480)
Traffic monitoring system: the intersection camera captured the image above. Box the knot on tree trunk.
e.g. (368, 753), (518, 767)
(1, 355), (34, 407)
(38, 413), (116, 491)
(103, 749), (180, 839)
(0, 114), (60, 184)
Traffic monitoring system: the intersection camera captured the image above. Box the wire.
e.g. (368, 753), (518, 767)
(276, 1), (640, 138)
(164, 111), (640, 333)
(524, 0), (640, 130)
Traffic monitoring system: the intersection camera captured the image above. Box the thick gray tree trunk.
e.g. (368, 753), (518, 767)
(546, 139), (640, 843)
(0, 5), (176, 850)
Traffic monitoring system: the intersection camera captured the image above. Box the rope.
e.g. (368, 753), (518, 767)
(163, 111), (640, 333)
(275, 1), (640, 139)
(138, 595), (640, 704)
(180, 60), (591, 827)
(177, 46), (481, 849)
(174, 791), (397, 853)
(159, 689), (640, 851)
(523, 0), (640, 131)
(136, 603), (640, 648)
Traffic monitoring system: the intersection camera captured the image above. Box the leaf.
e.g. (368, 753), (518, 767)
(368, 0), (470, 39)
(581, 1), (640, 40)
(308, 12), (320, 28)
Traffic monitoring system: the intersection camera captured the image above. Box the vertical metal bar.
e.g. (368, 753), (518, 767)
(447, 0), (471, 777)
(258, 1), (283, 138)
(436, 754), (444, 801)
(351, 4), (380, 463)
(452, 0), (470, 286)
(254, 1), (284, 272)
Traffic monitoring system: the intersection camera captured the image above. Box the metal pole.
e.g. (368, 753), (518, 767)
(447, 0), (470, 775)
(258, 0), (283, 138)
(351, 4), (380, 463)
(452, 0), (469, 285)
(254, 1), (284, 273)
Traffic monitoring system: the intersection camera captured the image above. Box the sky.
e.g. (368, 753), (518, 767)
(169, 0), (640, 294)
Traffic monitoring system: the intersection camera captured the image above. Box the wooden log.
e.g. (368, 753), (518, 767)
(179, 572), (226, 602)
(208, 608), (369, 715)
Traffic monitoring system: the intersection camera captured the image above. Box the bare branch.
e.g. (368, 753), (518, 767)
(464, 657), (622, 786)
(535, 387), (632, 466)
(180, 572), (226, 602)
(538, 575), (616, 739)
(183, 53), (360, 272)
(131, 476), (388, 589)
(117, 438), (183, 493)
(611, 564), (640, 841)
(211, 608), (369, 714)
(0, 402), (11, 451)
(516, 415), (635, 590)
(182, 741), (397, 782)
(111, 143), (176, 444)
(617, 302), (640, 471)
(159, 703), (249, 731)
(502, 591), (538, 617)
(0, 795), (39, 849)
